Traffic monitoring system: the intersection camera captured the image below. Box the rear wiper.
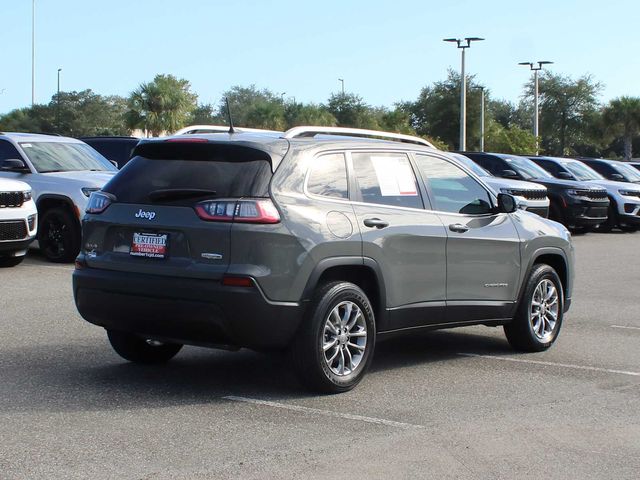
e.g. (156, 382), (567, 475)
(148, 188), (217, 202)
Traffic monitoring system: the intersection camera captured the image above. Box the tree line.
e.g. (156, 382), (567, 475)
(1, 72), (640, 160)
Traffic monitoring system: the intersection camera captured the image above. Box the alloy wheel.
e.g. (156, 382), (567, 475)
(530, 279), (559, 342)
(321, 301), (367, 376)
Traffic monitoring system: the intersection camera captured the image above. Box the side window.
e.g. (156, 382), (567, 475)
(537, 160), (564, 177)
(0, 140), (22, 162)
(307, 153), (348, 199)
(415, 154), (493, 215)
(351, 152), (423, 209)
(592, 162), (615, 177)
(470, 155), (507, 176)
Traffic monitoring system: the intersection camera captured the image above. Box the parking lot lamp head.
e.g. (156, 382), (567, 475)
(443, 37), (484, 151)
(519, 60), (554, 154)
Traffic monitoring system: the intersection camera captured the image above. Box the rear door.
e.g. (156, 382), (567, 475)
(348, 151), (448, 331)
(414, 153), (522, 322)
(84, 141), (274, 280)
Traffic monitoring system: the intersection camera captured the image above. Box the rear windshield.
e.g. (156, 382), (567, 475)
(103, 142), (273, 204)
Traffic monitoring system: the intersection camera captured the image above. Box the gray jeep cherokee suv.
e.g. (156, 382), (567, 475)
(73, 127), (574, 393)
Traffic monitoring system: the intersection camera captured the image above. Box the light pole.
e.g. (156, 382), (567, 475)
(444, 37), (484, 151)
(32, 0), (36, 105)
(519, 60), (553, 154)
(338, 78), (344, 95)
(474, 86), (485, 152)
(57, 68), (62, 131)
(280, 91), (286, 102)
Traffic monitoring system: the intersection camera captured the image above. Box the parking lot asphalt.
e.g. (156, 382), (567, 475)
(1, 232), (639, 480)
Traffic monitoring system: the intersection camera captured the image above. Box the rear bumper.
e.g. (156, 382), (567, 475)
(72, 266), (304, 350)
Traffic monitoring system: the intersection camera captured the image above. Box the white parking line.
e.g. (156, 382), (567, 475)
(611, 325), (640, 331)
(458, 353), (640, 377)
(224, 395), (423, 430)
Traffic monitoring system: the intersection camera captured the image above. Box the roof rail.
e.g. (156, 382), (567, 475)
(283, 126), (436, 148)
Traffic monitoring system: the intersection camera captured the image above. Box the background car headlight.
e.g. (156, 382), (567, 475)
(81, 187), (101, 197)
(618, 189), (640, 197)
(23, 190), (32, 202)
(500, 188), (523, 196)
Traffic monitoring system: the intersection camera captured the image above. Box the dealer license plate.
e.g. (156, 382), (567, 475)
(130, 232), (168, 259)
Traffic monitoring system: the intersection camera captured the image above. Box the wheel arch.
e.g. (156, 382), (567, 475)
(518, 248), (570, 311)
(301, 257), (388, 327)
(37, 194), (80, 225)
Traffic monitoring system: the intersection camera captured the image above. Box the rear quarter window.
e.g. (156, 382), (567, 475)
(306, 153), (348, 199)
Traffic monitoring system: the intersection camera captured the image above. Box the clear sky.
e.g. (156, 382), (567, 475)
(1, 0), (639, 113)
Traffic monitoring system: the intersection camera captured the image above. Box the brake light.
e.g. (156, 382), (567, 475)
(165, 137), (208, 143)
(194, 199), (280, 224)
(86, 192), (114, 214)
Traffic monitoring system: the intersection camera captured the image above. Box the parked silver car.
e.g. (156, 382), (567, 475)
(0, 132), (117, 262)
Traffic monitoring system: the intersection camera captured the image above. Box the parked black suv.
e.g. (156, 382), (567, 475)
(73, 129), (574, 393)
(79, 136), (140, 169)
(460, 152), (609, 230)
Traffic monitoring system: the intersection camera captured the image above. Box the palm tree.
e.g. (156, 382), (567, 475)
(603, 96), (640, 161)
(126, 74), (197, 136)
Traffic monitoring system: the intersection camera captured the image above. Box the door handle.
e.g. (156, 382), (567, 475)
(363, 218), (389, 229)
(449, 223), (469, 233)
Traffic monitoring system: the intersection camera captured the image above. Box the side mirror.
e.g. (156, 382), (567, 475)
(611, 173), (625, 181)
(502, 169), (519, 179)
(497, 193), (518, 213)
(557, 171), (574, 180)
(1, 158), (29, 172)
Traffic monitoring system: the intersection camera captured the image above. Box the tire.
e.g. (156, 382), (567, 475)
(107, 330), (183, 364)
(0, 255), (25, 268)
(290, 281), (376, 393)
(38, 207), (80, 263)
(504, 264), (564, 352)
(619, 224), (638, 232)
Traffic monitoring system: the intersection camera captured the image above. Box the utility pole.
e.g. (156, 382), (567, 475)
(519, 60), (554, 154)
(475, 86), (485, 151)
(32, 0), (36, 105)
(57, 68), (62, 131)
(444, 37), (484, 151)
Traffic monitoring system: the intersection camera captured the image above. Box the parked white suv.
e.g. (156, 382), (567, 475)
(0, 178), (37, 267)
(0, 132), (117, 262)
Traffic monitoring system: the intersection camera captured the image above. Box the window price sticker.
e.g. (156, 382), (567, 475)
(371, 156), (418, 196)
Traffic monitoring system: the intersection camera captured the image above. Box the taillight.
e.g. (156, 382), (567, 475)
(194, 199), (280, 224)
(86, 192), (114, 214)
(235, 199), (280, 224)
